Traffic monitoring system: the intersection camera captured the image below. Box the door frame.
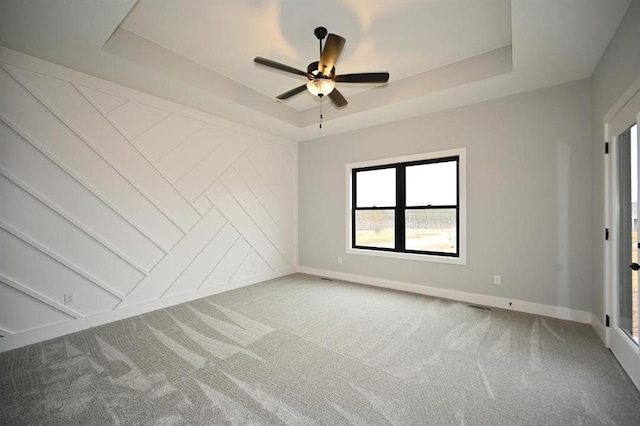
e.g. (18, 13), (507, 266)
(604, 74), (640, 390)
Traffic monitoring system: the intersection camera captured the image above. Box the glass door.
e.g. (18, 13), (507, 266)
(612, 114), (640, 389)
(618, 123), (639, 344)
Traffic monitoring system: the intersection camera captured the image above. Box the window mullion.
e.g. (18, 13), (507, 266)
(396, 166), (406, 251)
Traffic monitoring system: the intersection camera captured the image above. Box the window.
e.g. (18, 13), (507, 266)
(346, 148), (466, 264)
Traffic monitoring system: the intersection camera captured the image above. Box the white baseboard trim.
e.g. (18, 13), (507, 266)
(0, 269), (295, 353)
(591, 313), (607, 345)
(298, 266), (592, 324)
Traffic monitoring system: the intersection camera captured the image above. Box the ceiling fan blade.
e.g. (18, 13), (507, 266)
(328, 88), (348, 108)
(276, 84), (308, 100)
(319, 34), (346, 76)
(335, 72), (390, 83)
(254, 57), (312, 78)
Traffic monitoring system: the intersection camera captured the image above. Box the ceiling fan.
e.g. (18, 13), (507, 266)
(254, 27), (389, 108)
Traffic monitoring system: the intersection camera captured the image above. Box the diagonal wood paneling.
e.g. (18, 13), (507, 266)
(206, 182), (290, 271)
(0, 229), (121, 316)
(234, 155), (294, 240)
(273, 142), (297, 177)
(255, 260), (273, 276)
(0, 50), (296, 349)
(120, 208), (227, 307)
(0, 273), (80, 319)
(5, 65), (201, 234)
(106, 100), (172, 140)
(0, 219), (127, 300)
(194, 195), (213, 215)
(202, 237), (252, 288)
(0, 66), (183, 252)
(176, 133), (255, 201)
(221, 168), (295, 265)
(166, 223), (240, 297)
(0, 122), (164, 272)
(133, 114), (205, 163)
(0, 174), (143, 295)
(78, 86), (129, 114)
(155, 124), (233, 183)
(0, 281), (72, 334)
(247, 143), (295, 210)
(231, 250), (265, 281)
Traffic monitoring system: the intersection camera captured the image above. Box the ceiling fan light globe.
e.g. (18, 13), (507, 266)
(307, 79), (335, 97)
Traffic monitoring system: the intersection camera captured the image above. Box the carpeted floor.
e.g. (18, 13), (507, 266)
(1, 273), (639, 425)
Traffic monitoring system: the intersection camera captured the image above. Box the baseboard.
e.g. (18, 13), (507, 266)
(591, 313), (607, 345)
(298, 266), (592, 324)
(0, 269), (295, 353)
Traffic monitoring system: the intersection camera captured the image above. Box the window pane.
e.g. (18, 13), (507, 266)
(405, 209), (456, 253)
(355, 210), (395, 248)
(406, 161), (457, 206)
(618, 123), (639, 342)
(356, 168), (395, 207)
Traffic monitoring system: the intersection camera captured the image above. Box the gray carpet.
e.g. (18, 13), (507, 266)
(1, 273), (639, 425)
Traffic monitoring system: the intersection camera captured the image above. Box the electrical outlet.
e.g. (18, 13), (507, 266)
(64, 293), (75, 306)
(493, 275), (501, 285)
(338, 256), (343, 264)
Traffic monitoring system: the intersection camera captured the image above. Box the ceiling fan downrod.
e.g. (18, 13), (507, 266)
(314, 26), (328, 57)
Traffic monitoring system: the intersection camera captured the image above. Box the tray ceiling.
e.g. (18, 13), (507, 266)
(0, 0), (632, 141)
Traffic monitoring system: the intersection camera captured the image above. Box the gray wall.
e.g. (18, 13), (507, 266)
(591, 0), (640, 322)
(299, 78), (593, 312)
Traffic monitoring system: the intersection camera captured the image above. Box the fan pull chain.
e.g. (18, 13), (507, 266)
(319, 97), (323, 130)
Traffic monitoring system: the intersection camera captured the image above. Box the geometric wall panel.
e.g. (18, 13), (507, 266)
(166, 223), (241, 297)
(77, 86), (129, 115)
(0, 229), (121, 316)
(220, 168), (295, 264)
(0, 120), (165, 272)
(176, 133), (255, 202)
(0, 174), (144, 296)
(232, 250), (267, 282)
(121, 207), (227, 307)
(0, 50), (297, 349)
(233, 156), (294, 243)
(207, 182), (290, 271)
(132, 114), (204, 163)
(202, 237), (253, 288)
(106, 100), (172, 141)
(4, 65), (201, 234)
(0, 282), (72, 334)
(0, 66), (184, 251)
(156, 124), (233, 184)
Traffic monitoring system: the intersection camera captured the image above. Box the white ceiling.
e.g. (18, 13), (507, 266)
(121, 0), (512, 112)
(0, 0), (632, 142)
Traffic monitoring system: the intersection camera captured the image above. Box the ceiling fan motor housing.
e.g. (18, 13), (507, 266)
(307, 61), (334, 78)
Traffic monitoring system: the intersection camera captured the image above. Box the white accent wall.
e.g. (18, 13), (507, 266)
(0, 48), (297, 351)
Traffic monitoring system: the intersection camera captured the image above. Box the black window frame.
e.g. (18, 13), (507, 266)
(351, 155), (460, 258)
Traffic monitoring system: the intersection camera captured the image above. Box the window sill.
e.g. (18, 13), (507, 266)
(346, 247), (467, 265)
